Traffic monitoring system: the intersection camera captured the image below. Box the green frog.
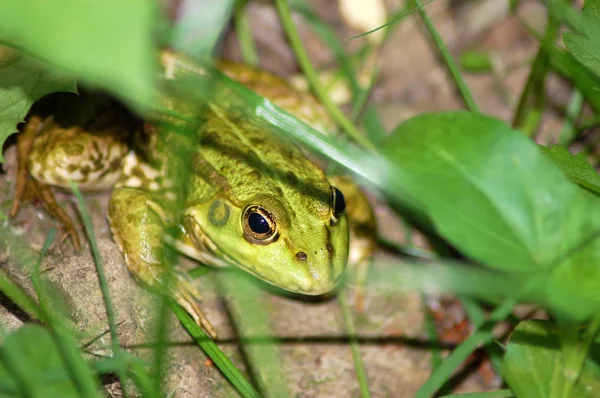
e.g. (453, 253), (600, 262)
(11, 52), (376, 337)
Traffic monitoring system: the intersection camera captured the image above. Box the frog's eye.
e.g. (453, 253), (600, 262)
(243, 205), (278, 244)
(330, 186), (346, 225)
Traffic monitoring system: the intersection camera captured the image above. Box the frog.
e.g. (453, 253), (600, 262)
(10, 51), (377, 337)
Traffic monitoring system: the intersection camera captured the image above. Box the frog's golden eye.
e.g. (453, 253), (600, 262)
(330, 186), (346, 225)
(243, 205), (278, 244)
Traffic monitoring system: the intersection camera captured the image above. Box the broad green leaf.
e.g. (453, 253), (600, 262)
(582, 0), (600, 42)
(0, 0), (157, 105)
(380, 112), (593, 272)
(0, 49), (76, 163)
(380, 112), (600, 321)
(563, 0), (600, 78)
(503, 320), (600, 398)
(563, 32), (600, 78)
(541, 145), (600, 196)
(0, 325), (100, 397)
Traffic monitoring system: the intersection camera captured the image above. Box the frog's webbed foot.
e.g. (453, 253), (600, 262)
(173, 273), (217, 338)
(11, 116), (82, 250)
(109, 186), (217, 338)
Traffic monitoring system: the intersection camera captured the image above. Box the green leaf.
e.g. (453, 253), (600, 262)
(563, 0), (600, 78)
(0, 49), (76, 163)
(541, 145), (600, 196)
(503, 320), (600, 398)
(380, 112), (592, 272)
(460, 50), (494, 73)
(0, 0), (157, 105)
(380, 112), (600, 321)
(582, 0), (600, 41)
(171, 0), (235, 59)
(563, 32), (600, 78)
(0, 325), (100, 397)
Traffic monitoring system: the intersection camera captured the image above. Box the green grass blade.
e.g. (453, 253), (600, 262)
(29, 230), (102, 398)
(70, 182), (129, 396)
(170, 302), (261, 398)
(416, 297), (519, 398)
(558, 89), (584, 146)
(440, 390), (514, 398)
(338, 292), (370, 398)
(0, 269), (42, 321)
(413, 0), (479, 113)
(218, 270), (289, 397)
(0, 222), (43, 320)
(345, 0), (435, 41)
(274, 0), (376, 151)
(512, 12), (559, 136)
(233, 0), (258, 65)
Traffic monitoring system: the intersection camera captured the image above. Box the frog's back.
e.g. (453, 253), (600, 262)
(188, 109), (330, 216)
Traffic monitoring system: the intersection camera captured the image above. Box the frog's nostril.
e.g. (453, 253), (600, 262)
(296, 251), (308, 261)
(326, 244), (333, 255)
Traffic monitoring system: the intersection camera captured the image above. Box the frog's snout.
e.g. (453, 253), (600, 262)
(290, 244), (344, 295)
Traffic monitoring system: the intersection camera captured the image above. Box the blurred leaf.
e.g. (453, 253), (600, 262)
(0, 325), (100, 397)
(0, 0), (157, 105)
(380, 113), (600, 321)
(563, 32), (600, 78)
(541, 145), (600, 196)
(582, 0), (600, 41)
(0, 49), (76, 163)
(170, 0), (235, 59)
(503, 320), (600, 398)
(381, 112), (595, 272)
(219, 270), (289, 397)
(460, 50), (494, 73)
(563, 0), (600, 78)
(548, 44), (600, 112)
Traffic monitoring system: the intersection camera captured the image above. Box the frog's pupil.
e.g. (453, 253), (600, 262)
(332, 187), (346, 219)
(248, 212), (270, 234)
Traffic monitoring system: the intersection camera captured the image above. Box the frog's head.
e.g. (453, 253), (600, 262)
(184, 184), (349, 295)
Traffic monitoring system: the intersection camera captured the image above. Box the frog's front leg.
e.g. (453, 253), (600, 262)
(108, 184), (217, 338)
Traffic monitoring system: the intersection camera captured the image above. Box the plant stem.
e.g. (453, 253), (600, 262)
(413, 0), (479, 113)
(274, 0), (376, 152)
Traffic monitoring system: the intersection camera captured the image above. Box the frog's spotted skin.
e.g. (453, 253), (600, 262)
(27, 117), (129, 190)
(17, 53), (377, 336)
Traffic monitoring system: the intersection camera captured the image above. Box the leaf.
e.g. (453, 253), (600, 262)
(380, 112), (600, 321)
(0, 49), (76, 163)
(563, 0), (600, 78)
(582, 0), (600, 42)
(170, 0), (236, 59)
(563, 32), (600, 78)
(503, 320), (600, 398)
(0, 324), (100, 397)
(541, 145), (600, 197)
(0, 0), (157, 105)
(460, 50), (494, 73)
(380, 112), (594, 272)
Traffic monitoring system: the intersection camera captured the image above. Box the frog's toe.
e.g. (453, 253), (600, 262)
(31, 179), (82, 250)
(174, 275), (217, 339)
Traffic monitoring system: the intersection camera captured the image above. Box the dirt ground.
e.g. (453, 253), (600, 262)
(0, 0), (562, 396)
